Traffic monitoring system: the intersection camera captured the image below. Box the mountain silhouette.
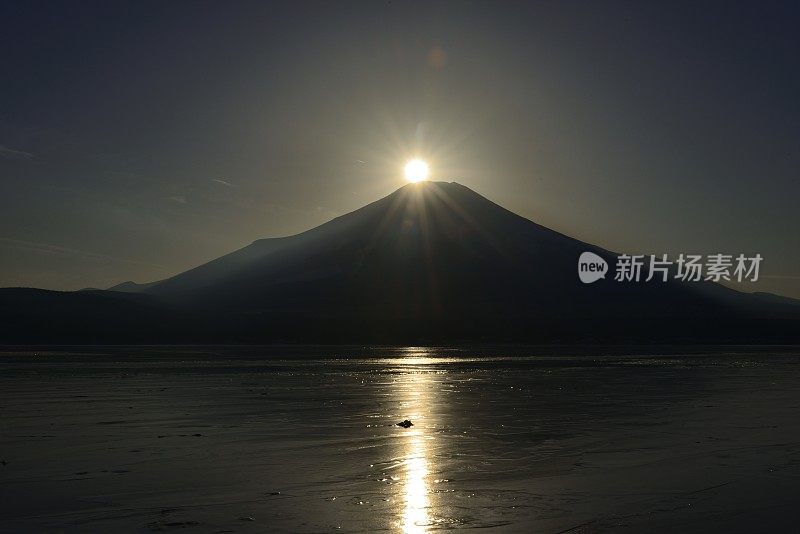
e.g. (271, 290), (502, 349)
(1, 182), (798, 343)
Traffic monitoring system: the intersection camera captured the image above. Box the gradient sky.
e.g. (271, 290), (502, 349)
(1, 1), (799, 297)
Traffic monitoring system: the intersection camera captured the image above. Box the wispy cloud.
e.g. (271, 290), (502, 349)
(211, 178), (237, 187)
(0, 238), (163, 268)
(0, 145), (34, 160)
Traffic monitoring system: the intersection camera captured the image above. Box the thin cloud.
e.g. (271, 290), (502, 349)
(0, 145), (34, 160)
(212, 178), (237, 187)
(0, 237), (163, 268)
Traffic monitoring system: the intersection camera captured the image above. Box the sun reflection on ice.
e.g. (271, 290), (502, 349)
(397, 347), (435, 533)
(403, 431), (430, 533)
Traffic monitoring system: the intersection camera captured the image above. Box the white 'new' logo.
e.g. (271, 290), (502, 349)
(578, 252), (608, 284)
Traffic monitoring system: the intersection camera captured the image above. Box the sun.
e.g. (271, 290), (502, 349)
(404, 159), (429, 183)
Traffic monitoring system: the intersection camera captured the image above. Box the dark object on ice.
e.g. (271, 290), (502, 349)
(397, 420), (413, 428)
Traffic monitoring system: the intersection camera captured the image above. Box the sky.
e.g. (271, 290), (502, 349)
(1, 1), (799, 297)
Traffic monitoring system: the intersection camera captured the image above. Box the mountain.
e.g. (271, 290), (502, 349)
(2, 181), (798, 343)
(107, 280), (160, 293)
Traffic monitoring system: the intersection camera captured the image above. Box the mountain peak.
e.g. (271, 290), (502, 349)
(396, 180), (474, 194)
(387, 180), (497, 211)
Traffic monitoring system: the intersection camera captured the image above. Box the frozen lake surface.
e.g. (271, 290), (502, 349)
(1, 346), (800, 532)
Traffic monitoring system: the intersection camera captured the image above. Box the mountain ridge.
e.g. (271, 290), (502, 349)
(2, 181), (798, 343)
